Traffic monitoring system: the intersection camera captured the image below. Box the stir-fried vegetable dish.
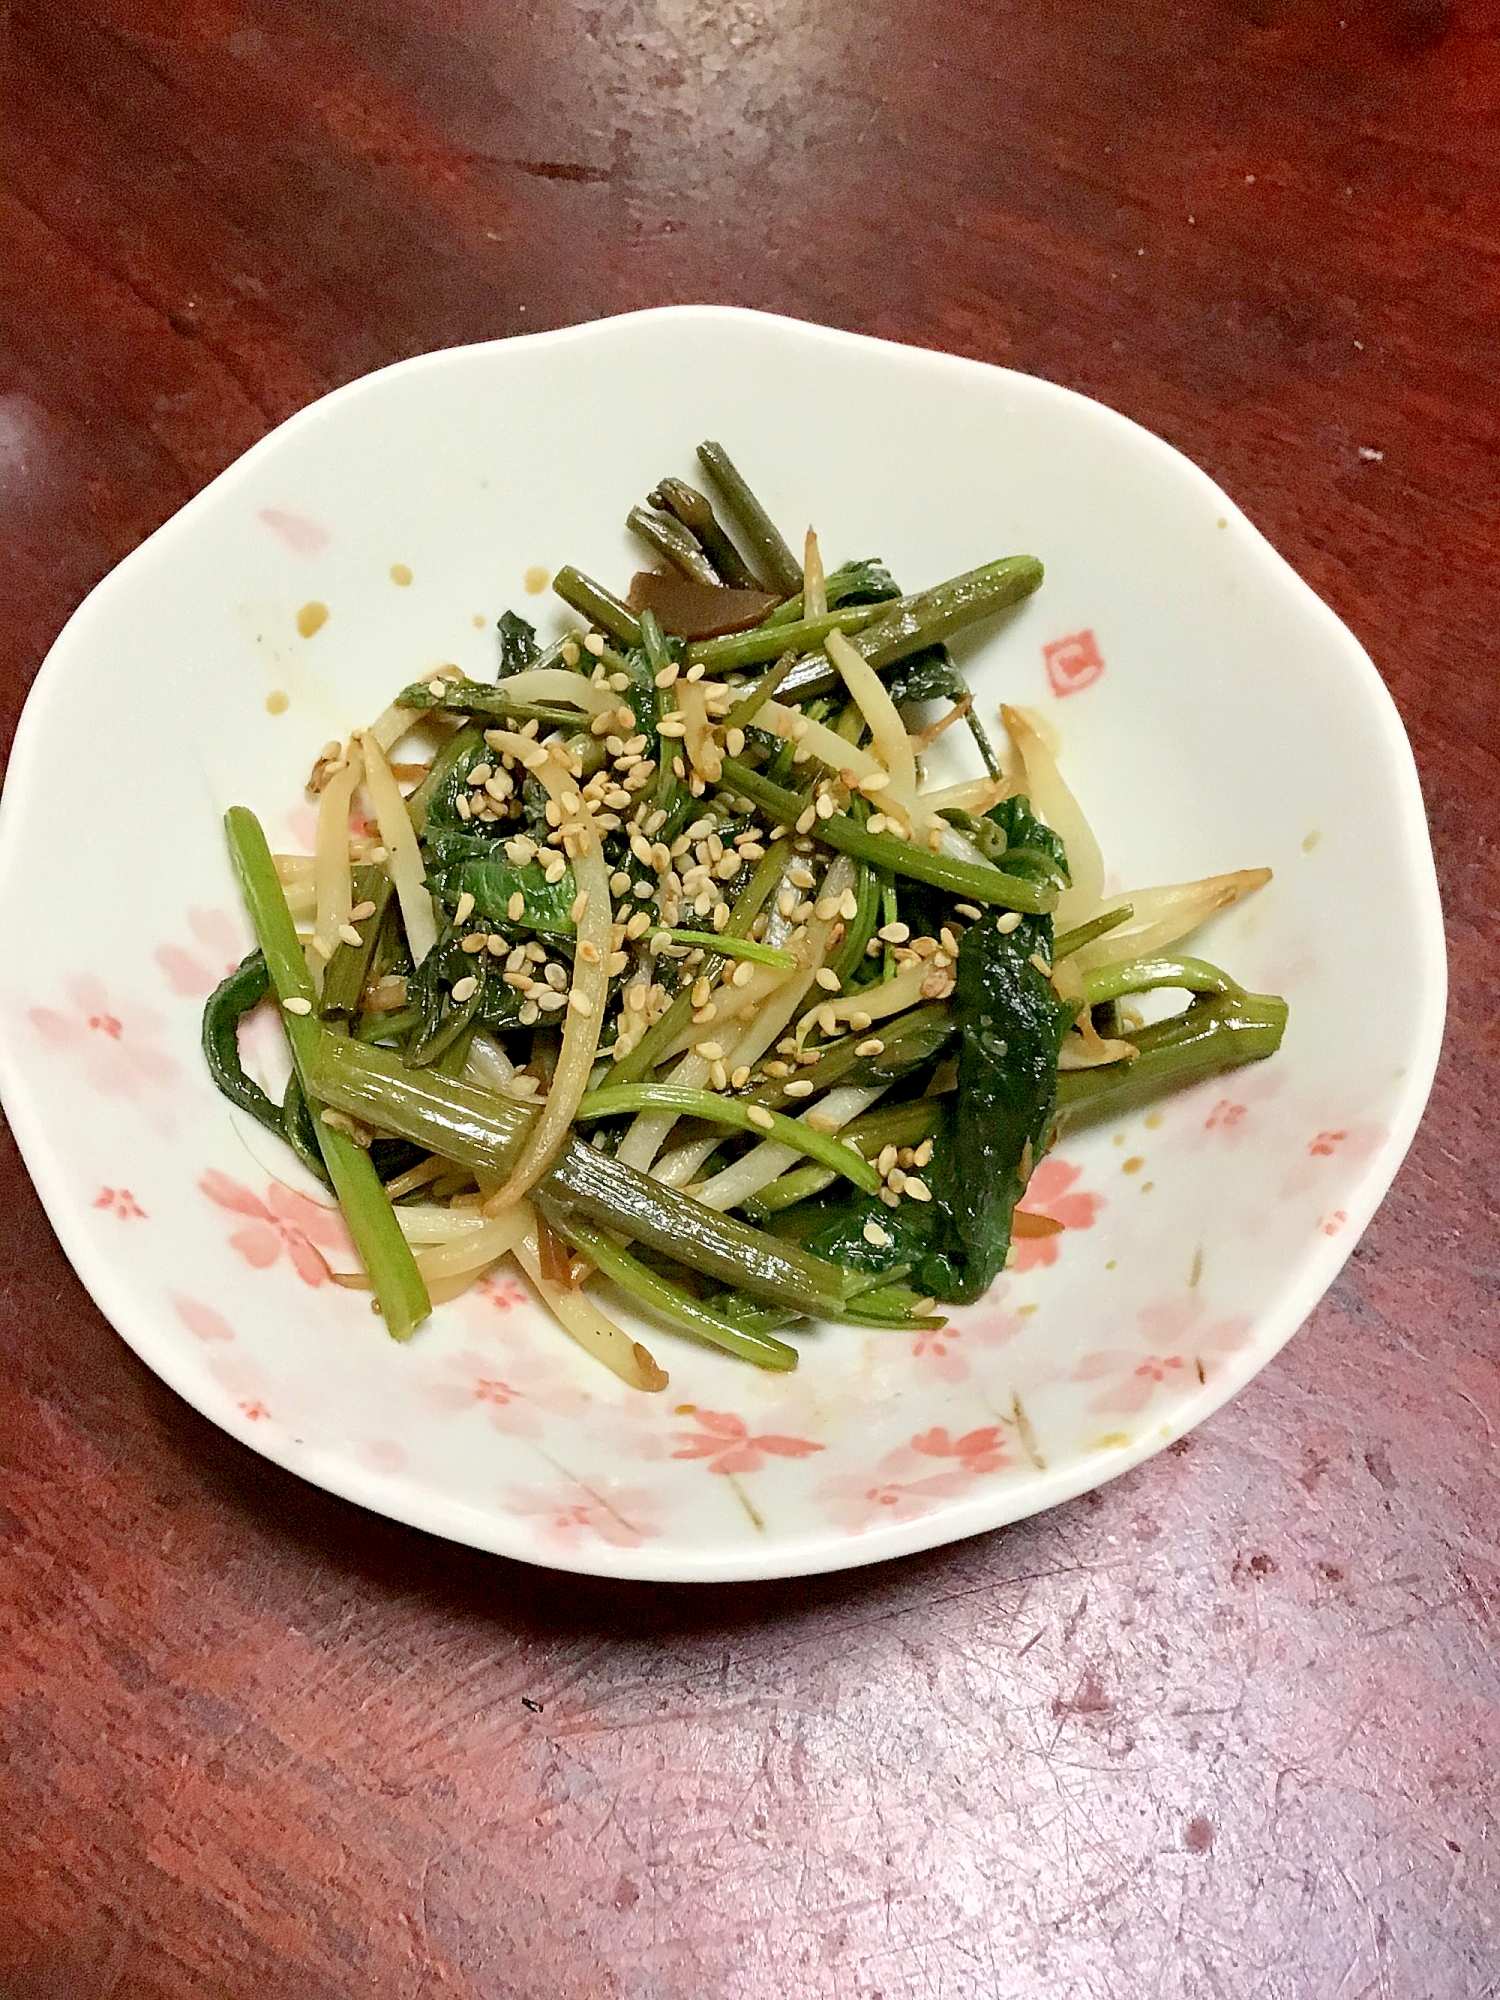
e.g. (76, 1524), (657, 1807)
(206, 443), (1287, 1390)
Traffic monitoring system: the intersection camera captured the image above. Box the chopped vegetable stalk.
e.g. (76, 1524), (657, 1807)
(1070, 871), (1274, 973)
(541, 1212), (799, 1370)
(720, 760), (1057, 912)
(358, 730), (438, 964)
(223, 808), (431, 1338)
(576, 1083), (882, 1193)
(696, 441), (803, 596)
(692, 1083), (887, 1212)
(551, 565), (641, 645)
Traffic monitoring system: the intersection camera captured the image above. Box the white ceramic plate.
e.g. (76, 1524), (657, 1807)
(0, 307), (1444, 1581)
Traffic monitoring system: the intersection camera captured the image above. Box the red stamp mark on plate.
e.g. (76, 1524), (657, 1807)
(1043, 629), (1104, 697)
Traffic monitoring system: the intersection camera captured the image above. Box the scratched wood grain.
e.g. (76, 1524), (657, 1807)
(3, 1), (1498, 1994)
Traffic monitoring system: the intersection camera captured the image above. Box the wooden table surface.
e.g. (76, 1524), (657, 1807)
(4, 2), (1498, 1994)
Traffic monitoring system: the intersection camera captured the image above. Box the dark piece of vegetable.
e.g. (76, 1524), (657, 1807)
(917, 909), (1074, 1303)
(202, 950), (279, 1133)
(649, 477), (762, 590)
(696, 441), (803, 595)
(496, 610), (540, 679)
(627, 572), (779, 639)
(882, 644), (1000, 778)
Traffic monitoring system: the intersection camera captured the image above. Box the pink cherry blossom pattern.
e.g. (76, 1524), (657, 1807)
(422, 1346), (589, 1439)
(29, 976), (180, 1099)
(93, 1186), (146, 1219)
(259, 507), (331, 555)
(672, 1408), (824, 1476)
(1280, 1119), (1386, 1199)
(1071, 1350), (1193, 1415)
(1011, 1155), (1104, 1272)
(154, 907), (246, 997)
(912, 1288), (1026, 1381)
(476, 1270), (532, 1314)
(1135, 1292), (1252, 1366)
(1177, 1064), (1282, 1151)
(816, 1424), (1012, 1533)
(506, 1481), (661, 1550)
(199, 1170), (354, 1285)
(171, 1294), (235, 1343)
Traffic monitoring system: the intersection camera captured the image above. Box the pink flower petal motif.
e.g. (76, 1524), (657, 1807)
(911, 1424), (1010, 1475)
(29, 975), (181, 1101)
(171, 1295), (235, 1343)
(1136, 1293), (1251, 1369)
(423, 1346), (589, 1439)
(259, 507), (331, 555)
(1071, 1349), (1191, 1415)
(229, 1222), (284, 1270)
(154, 908), (245, 997)
(506, 1482), (661, 1549)
(815, 1422), (1013, 1533)
(671, 1407), (824, 1476)
(1279, 1119), (1386, 1199)
(93, 1186), (146, 1219)
(199, 1171), (345, 1286)
(1011, 1155), (1104, 1272)
(909, 1292), (1025, 1381)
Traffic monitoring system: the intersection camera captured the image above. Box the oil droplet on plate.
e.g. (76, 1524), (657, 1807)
(524, 566), (550, 594)
(1216, 516), (1228, 529)
(1122, 1155), (1145, 1174)
(1302, 828), (1321, 851)
(1105, 1259), (1117, 1271)
(390, 563), (413, 586)
(1140, 1180), (1154, 1192)
(297, 601), (329, 638)
(473, 614), (486, 627)
(1144, 1110), (1164, 1130)
(265, 690), (289, 715)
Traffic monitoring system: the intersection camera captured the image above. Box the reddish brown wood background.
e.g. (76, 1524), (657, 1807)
(3, 2), (1498, 1995)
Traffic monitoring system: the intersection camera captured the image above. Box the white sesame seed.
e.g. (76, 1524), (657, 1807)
(878, 921), (910, 944)
(655, 664), (679, 688)
(568, 988), (593, 1015)
(855, 1038), (884, 1057)
(784, 1078), (815, 1098)
(863, 1221), (892, 1248)
(519, 999), (540, 1025)
(695, 1041), (725, 1061)
(543, 962), (568, 991)
(748, 1106), (775, 1130)
(507, 892), (525, 921)
(427, 679), (447, 697)
(451, 975), (479, 1002)
(350, 900), (377, 922)
(814, 968), (840, 992)
(282, 996), (313, 1015)
(858, 771), (891, 794)
(879, 1186), (901, 1207)
(904, 1176), (932, 1202)
(571, 891), (589, 923)
(536, 989), (566, 1011)
(730, 1065), (751, 1089)
(583, 631), (606, 656)
(712, 903), (730, 931)
(560, 640), (580, 666)
(731, 961), (755, 987)
(997, 910), (1023, 933)
(454, 891), (476, 925)
(461, 934), (487, 955)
